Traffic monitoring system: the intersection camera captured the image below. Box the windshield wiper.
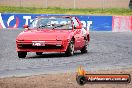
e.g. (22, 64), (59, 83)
(38, 24), (48, 29)
(52, 24), (65, 29)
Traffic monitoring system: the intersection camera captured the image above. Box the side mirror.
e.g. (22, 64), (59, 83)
(81, 23), (85, 28)
(74, 26), (82, 29)
(23, 25), (29, 29)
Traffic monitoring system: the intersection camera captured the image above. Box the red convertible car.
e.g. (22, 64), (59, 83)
(16, 16), (90, 58)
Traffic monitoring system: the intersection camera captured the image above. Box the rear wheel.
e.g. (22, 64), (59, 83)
(36, 52), (43, 55)
(65, 40), (74, 56)
(18, 51), (27, 58)
(81, 40), (88, 53)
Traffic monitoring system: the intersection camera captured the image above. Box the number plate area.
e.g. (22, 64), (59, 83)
(32, 41), (45, 46)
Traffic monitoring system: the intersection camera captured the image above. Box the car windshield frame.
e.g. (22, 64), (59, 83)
(29, 17), (73, 30)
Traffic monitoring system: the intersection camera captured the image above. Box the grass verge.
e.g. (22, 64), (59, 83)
(0, 6), (132, 15)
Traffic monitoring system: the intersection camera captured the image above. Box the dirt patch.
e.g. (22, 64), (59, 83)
(0, 68), (132, 88)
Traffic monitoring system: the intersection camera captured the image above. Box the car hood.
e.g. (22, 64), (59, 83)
(16, 29), (73, 41)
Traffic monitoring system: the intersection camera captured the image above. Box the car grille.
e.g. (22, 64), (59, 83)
(18, 44), (63, 49)
(17, 40), (63, 49)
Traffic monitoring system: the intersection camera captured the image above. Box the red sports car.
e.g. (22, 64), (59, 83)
(16, 16), (90, 58)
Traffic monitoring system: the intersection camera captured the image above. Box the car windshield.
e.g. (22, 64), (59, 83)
(29, 17), (72, 30)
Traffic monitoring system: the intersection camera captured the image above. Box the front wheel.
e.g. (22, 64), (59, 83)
(81, 40), (88, 53)
(65, 40), (74, 56)
(18, 51), (27, 58)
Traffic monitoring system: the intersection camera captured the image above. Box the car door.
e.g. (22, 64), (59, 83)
(72, 17), (85, 50)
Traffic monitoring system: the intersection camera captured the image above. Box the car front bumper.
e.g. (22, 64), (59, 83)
(16, 40), (69, 52)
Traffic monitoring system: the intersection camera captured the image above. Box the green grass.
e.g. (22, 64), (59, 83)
(0, 6), (132, 15)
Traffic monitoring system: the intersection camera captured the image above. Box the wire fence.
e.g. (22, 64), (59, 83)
(0, 0), (130, 9)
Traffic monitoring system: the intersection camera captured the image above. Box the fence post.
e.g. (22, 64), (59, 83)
(45, 0), (48, 8)
(102, 0), (105, 10)
(74, 0), (76, 9)
(20, 0), (22, 7)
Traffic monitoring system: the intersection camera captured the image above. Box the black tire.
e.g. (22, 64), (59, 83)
(36, 52), (43, 55)
(81, 40), (88, 53)
(76, 76), (86, 85)
(65, 40), (74, 56)
(18, 52), (27, 58)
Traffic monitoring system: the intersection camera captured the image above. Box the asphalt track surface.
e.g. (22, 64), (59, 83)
(0, 30), (132, 78)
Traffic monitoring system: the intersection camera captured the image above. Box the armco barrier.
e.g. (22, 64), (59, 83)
(0, 13), (112, 31)
(0, 13), (132, 32)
